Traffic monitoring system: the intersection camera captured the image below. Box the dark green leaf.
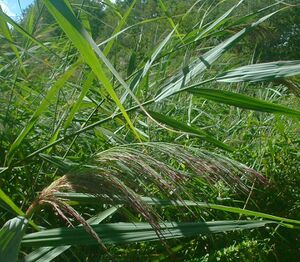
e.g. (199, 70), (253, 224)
(0, 216), (28, 262)
(22, 220), (274, 247)
(147, 110), (233, 151)
(189, 88), (300, 117)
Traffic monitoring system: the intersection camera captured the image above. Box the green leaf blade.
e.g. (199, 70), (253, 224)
(0, 216), (28, 262)
(217, 61), (300, 83)
(189, 88), (300, 117)
(147, 110), (233, 151)
(22, 220), (274, 248)
(43, 0), (141, 141)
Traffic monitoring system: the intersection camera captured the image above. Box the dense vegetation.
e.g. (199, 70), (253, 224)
(0, 0), (300, 261)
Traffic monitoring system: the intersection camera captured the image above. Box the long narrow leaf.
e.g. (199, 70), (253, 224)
(22, 220), (274, 247)
(189, 88), (300, 117)
(121, 29), (175, 103)
(0, 189), (25, 216)
(195, 0), (244, 40)
(23, 246), (69, 262)
(217, 61), (300, 82)
(155, 10), (280, 101)
(43, 0), (141, 141)
(24, 206), (120, 262)
(147, 110), (233, 151)
(158, 0), (182, 40)
(0, 216), (28, 262)
(54, 193), (300, 227)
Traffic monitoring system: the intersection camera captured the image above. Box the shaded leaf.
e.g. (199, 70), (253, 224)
(0, 189), (25, 216)
(0, 216), (28, 262)
(22, 220), (275, 247)
(24, 206), (120, 262)
(147, 110), (233, 151)
(55, 193), (300, 227)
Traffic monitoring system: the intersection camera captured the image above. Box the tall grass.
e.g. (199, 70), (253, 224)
(0, 0), (300, 260)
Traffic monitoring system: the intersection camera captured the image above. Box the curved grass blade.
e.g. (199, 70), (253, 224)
(23, 206), (120, 262)
(155, 10), (280, 101)
(194, 0), (244, 41)
(0, 191), (39, 230)
(121, 29), (175, 103)
(55, 193), (300, 227)
(217, 61), (300, 83)
(60, 0), (136, 132)
(0, 216), (28, 262)
(146, 110), (233, 151)
(43, 0), (141, 141)
(189, 88), (300, 117)
(0, 189), (25, 216)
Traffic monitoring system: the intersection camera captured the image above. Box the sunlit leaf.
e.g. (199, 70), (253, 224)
(155, 10), (280, 101)
(217, 61), (300, 82)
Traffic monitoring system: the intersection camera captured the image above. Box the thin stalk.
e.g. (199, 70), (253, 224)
(20, 78), (215, 163)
